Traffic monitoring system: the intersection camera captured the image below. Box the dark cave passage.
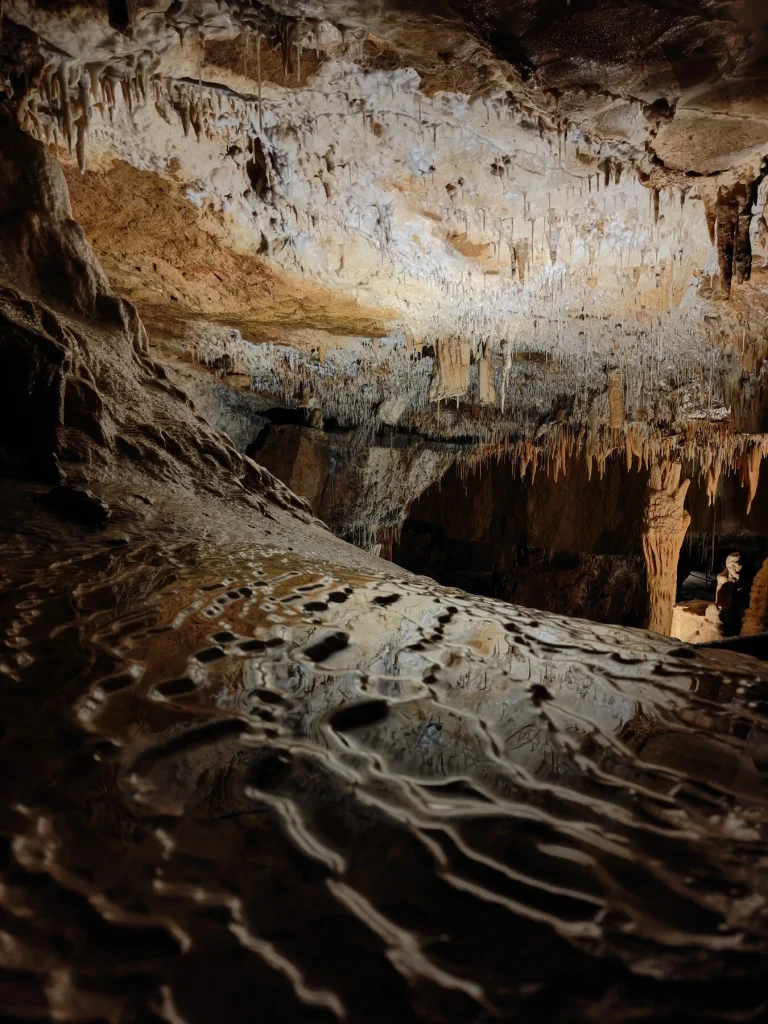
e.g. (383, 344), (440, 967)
(393, 454), (768, 633)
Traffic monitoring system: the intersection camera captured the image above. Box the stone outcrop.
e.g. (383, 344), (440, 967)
(742, 557), (768, 636)
(671, 601), (724, 644)
(671, 553), (742, 644)
(0, 112), (111, 317)
(0, 118), (317, 529)
(255, 422), (455, 547)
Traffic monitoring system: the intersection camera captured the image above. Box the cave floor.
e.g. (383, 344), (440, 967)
(2, 482), (768, 1022)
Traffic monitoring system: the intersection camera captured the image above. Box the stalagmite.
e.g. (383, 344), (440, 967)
(671, 601), (723, 643)
(642, 461), (691, 635)
(672, 551), (739, 645)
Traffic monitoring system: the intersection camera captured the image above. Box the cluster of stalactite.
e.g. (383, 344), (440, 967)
(454, 426), (768, 637)
(17, 49), (271, 173)
(460, 421), (768, 497)
(13, 0), (343, 173)
(8, 0), (768, 463)
(9, 0), (745, 318)
(223, 311), (755, 453)
(438, 423), (768, 636)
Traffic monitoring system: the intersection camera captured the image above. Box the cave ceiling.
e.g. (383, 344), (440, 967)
(3, 0), (768, 452)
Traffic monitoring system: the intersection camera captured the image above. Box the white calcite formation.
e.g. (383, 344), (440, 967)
(4, 0), (768, 604)
(7, 0), (768, 438)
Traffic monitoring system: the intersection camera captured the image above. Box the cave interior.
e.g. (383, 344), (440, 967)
(2, 0), (768, 1020)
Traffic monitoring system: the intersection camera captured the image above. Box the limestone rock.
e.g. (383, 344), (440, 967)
(642, 461), (691, 636)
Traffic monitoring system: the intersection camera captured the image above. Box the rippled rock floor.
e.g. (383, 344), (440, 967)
(2, 486), (768, 1023)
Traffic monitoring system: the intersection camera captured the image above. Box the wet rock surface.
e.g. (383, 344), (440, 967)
(2, 488), (768, 1022)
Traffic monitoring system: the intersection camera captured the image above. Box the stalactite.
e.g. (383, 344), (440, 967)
(278, 19), (299, 81)
(255, 33), (264, 133)
(739, 446), (761, 515)
(703, 192), (717, 245)
(715, 185), (739, 295)
(516, 238), (529, 283)
(75, 69), (90, 172)
(429, 338), (471, 401)
(642, 461), (691, 636)
(585, 400), (599, 481)
(11, 15), (768, 507)
(177, 86), (190, 136)
(75, 115), (87, 173)
(599, 157), (612, 188)
(704, 449), (723, 505)
(608, 370), (624, 430)
(55, 64), (73, 154)
(478, 355), (496, 405)
(297, 19), (302, 84)
(733, 182), (754, 286)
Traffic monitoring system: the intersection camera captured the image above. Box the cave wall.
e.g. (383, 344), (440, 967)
(392, 455), (649, 623)
(399, 454), (649, 557)
(687, 465), (768, 538)
(0, 114), (331, 549)
(255, 422), (455, 545)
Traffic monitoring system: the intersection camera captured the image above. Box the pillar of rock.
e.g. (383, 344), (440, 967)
(642, 461), (691, 635)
